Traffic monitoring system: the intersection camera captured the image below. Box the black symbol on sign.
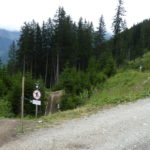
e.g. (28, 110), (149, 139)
(36, 92), (39, 97)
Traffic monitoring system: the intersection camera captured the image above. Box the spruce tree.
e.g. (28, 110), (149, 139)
(95, 15), (106, 47)
(17, 22), (35, 74)
(8, 41), (17, 74)
(77, 18), (94, 70)
(112, 0), (126, 36)
(112, 0), (126, 65)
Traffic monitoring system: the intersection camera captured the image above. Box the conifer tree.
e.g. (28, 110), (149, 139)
(95, 15), (106, 47)
(112, 0), (126, 65)
(17, 22), (35, 74)
(77, 18), (94, 70)
(8, 41), (17, 74)
(112, 0), (126, 36)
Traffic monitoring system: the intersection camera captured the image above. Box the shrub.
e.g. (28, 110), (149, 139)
(60, 94), (81, 110)
(128, 51), (150, 71)
(0, 98), (13, 117)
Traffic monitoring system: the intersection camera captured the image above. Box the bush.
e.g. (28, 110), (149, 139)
(142, 52), (150, 70)
(7, 73), (46, 116)
(54, 56), (116, 110)
(55, 67), (86, 94)
(128, 51), (150, 71)
(0, 98), (13, 117)
(60, 94), (81, 110)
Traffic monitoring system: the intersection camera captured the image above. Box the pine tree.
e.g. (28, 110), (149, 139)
(53, 7), (66, 83)
(111, 0), (126, 65)
(95, 15), (106, 47)
(41, 20), (54, 87)
(46, 18), (55, 87)
(112, 0), (126, 36)
(8, 41), (17, 74)
(34, 23), (42, 77)
(17, 22), (35, 74)
(77, 18), (94, 70)
(53, 7), (78, 83)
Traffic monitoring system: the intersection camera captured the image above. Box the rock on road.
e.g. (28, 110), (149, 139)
(1, 98), (150, 150)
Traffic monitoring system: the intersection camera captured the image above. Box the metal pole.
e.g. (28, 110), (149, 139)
(21, 56), (25, 133)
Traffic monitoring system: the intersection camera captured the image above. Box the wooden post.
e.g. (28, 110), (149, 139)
(50, 95), (54, 114)
(21, 56), (25, 133)
(35, 105), (38, 118)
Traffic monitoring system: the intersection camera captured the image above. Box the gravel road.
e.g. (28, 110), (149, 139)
(0, 119), (18, 146)
(1, 98), (150, 150)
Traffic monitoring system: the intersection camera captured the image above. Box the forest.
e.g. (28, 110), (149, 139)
(0, 0), (150, 116)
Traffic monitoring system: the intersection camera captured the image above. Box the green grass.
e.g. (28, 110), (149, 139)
(41, 105), (100, 124)
(88, 70), (150, 106)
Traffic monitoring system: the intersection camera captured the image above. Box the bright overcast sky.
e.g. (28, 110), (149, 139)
(0, 0), (150, 33)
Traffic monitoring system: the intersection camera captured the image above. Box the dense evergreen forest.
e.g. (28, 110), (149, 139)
(0, 0), (150, 116)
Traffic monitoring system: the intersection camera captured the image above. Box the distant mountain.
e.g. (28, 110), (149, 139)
(0, 29), (20, 63)
(105, 32), (112, 40)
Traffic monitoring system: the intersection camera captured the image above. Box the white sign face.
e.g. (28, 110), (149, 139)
(31, 100), (41, 105)
(33, 90), (41, 100)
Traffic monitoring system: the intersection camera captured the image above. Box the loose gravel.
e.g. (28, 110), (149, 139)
(1, 98), (150, 150)
(0, 119), (18, 146)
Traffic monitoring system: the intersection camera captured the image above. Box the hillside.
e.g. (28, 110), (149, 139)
(88, 70), (150, 107)
(42, 51), (150, 122)
(100, 19), (150, 65)
(0, 29), (20, 63)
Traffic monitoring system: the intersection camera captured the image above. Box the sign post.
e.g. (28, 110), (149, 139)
(35, 104), (38, 118)
(33, 88), (41, 118)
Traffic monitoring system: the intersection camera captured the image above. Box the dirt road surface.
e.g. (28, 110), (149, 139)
(1, 98), (150, 150)
(0, 119), (19, 146)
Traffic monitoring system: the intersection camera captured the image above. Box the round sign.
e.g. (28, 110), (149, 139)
(33, 90), (41, 100)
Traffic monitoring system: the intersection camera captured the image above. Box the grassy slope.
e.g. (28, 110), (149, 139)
(41, 70), (150, 124)
(88, 70), (150, 106)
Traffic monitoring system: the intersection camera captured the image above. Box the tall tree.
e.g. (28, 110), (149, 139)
(8, 41), (17, 74)
(95, 15), (106, 47)
(53, 7), (66, 83)
(42, 19), (54, 87)
(111, 0), (126, 65)
(112, 0), (126, 36)
(53, 7), (77, 83)
(17, 22), (35, 74)
(77, 18), (94, 70)
(34, 23), (42, 77)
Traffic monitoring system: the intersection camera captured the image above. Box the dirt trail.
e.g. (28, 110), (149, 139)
(1, 98), (150, 150)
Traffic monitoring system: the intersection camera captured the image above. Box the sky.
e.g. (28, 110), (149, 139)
(0, 0), (150, 33)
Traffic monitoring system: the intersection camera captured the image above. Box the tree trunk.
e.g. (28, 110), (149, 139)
(56, 52), (59, 84)
(45, 54), (49, 87)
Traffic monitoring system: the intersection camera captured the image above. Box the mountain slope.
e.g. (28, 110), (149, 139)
(0, 29), (20, 63)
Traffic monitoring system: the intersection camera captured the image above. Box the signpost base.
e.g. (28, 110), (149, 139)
(35, 105), (38, 118)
